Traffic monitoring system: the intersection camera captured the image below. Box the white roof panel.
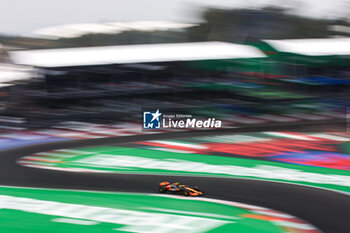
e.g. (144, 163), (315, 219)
(0, 65), (34, 83)
(264, 38), (350, 56)
(9, 42), (266, 68)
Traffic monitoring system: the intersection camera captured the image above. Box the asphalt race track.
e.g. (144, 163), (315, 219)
(0, 125), (349, 233)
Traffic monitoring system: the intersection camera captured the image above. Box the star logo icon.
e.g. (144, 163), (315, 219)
(150, 109), (162, 122)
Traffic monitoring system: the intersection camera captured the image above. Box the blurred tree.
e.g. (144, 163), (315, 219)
(0, 6), (344, 49)
(188, 7), (331, 43)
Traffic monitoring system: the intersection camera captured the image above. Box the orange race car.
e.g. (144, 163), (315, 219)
(158, 181), (204, 197)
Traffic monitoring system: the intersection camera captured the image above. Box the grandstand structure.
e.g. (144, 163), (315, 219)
(0, 39), (348, 129)
(4, 42), (267, 128)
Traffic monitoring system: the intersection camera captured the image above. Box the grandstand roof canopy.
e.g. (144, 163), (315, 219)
(10, 42), (266, 68)
(264, 38), (350, 56)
